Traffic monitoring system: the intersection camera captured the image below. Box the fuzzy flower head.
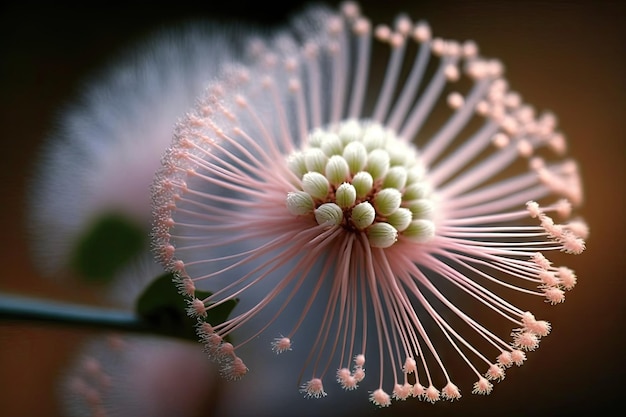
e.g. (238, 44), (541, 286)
(152, 2), (587, 408)
(28, 24), (243, 279)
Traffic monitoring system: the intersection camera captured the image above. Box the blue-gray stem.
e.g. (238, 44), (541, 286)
(0, 293), (154, 335)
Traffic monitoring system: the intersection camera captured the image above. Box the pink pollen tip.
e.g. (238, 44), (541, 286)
(447, 92), (464, 108)
(389, 32), (404, 48)
(539, 270), (560, 287)
(353, 367), (365, 382)
(395, 16), (412, 35)
(412, 383), (426, 398)
(544, 286), (566, 304)
(472, 377), (493, 395)
(567, 219), (590, 239)
(511, 350), (527, 366)
(413, 22), (431, 42)
(522, 312), (552, 336)
(558, 266), (577, 290)
(375, 25), (391, 41)
(197, 322), (213, 336)
(442, 382), (461, 401)
(271, 337), (292, 354)
(370, 388), (391, 407)
(188, 298), (207, 318)
(513, 331), (539, 351)
(164, 244), (175, 257)
(354, 354), (366, 367)
(218, 342), (235, 359)
(392, 383), (412, 401)
(301, 378), (327, 399)
(485, 364), (505, 381)
(341, 1), (360, 18)
(171, 260), (185, 273)
(554, 198), (572, 218)
(353, 18), (371, 36)
(176, 277), (195, 297)
(337, 368), (358, 390)
(526, 201), (541, 218)
(424, 385), (440, 403)
(225, 357), (248, 380)
(561, 233), (586, 254)
(531, 252), (552, 269)
(497, 351), (513, 368)
(403, 357), (417, 374)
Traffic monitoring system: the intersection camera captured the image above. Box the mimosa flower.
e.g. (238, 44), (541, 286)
(152, 1), (587, 408)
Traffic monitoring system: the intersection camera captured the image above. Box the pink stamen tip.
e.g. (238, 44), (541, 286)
(300, 378), (327, 399)
(370, 388), (391, 407)
(271, 337), (292, 354)
(441, 382), (461, 401)
(424, 385), (441, 403)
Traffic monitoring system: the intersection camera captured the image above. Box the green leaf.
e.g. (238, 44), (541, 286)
(70, 212), (146, 283)
(136, 272), (238, 342)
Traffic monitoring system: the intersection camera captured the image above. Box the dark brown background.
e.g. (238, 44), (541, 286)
(1, 1), (624, 416)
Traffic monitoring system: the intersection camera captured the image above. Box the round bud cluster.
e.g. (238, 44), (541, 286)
(286, 120), (436, 248)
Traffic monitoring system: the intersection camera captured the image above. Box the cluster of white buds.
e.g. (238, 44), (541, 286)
(287, 120), (436, 248)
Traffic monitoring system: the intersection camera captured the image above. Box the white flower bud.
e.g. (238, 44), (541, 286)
(287, 152), (307, 177)
(352, 171), (374, 199)
(320, 133), (344, 156)
(286, 191), (314, 215)
(386, 143), (413, 167)
(408, 199), (435, 220)
(367, 222), (398, 248)
(336, 183), (357, 208)
(403, 183), (430, 201)
(374, 188), (402, 217)
(308, 129), (325, 147)
(382, 166), (408, 190)
(387, 208), (412, 232)
(304, 148), (328, 173)
(343, 141), (368, 174)
(302, 172), (330, 200)
(352, 201), (375, 230)
(338, 120), (362, 145)
(404, 219), (435, 243)
(366, 149), (390, 180)
(362, 124), (386, 151)
(406, 166), (426, 184)
(315, 203), (343, 226)
(325, 155), (350, 186)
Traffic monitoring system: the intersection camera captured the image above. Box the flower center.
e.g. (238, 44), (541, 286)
(286, 120), (436, 248)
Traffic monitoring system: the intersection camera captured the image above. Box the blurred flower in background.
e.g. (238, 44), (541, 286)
(64, 334), (216, 417)
(27, 23), (245, 282)
(61, 258), (218, 417)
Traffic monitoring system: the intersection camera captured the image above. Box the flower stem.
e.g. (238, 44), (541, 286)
(0, 293), (159, 336)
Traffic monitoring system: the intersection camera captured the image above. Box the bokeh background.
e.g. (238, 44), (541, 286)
(1, 0), (623, 416)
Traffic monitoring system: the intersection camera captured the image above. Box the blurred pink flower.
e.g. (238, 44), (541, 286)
(64, 329), (217, 417)
(153, 1), (587, 409)
(28, 23), (244, 278)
